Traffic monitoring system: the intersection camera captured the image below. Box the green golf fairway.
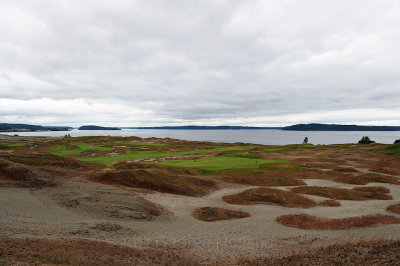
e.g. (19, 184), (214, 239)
(78, 147), (250, 164)
(160, 156), (286, 171)
(51, 143), (113, 156)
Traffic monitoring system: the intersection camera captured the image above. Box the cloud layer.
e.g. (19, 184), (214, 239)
(1, 0), (399, 126)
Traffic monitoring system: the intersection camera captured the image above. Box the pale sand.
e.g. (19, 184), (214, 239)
(1, 174), (400, 262)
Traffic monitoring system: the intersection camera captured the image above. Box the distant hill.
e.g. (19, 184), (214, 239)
(123, 126), (281, 130)
(78, 125), (121, 130)
(0, 123), (71, 132)
(283, 123), (400, 131)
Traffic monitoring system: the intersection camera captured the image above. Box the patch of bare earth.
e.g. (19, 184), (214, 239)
(387, 203), (400, 215)
(291, 186), (392, 200)
(192, 207), (250, 222)
(242, 240), (400, 265)
(0, 238), (195, 265)
(222, 187), (316, 208)
(276, 214), (400, 230)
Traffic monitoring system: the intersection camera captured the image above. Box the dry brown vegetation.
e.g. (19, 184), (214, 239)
(331, 167), (358, 173)
(0, 158), (57, 188)
(115, 161), (200, 175)
(218, 174), (306, 186)
(387, 203), (400, 214)
(89, 168), (216, 196)
(291, 186), (393, 200)
(192, 207), (251, 222)
(222, 187), (317, 208)
(369, 157), (400, 176)
(0, 238), (195, 265)
(317, 200), (341, 207)
(332, 173), (400, 185)
(276, 214), (400, 230)
(242, 240), (400, 265)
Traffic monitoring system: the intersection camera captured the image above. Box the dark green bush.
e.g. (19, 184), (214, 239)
(358, 136), (375, 144)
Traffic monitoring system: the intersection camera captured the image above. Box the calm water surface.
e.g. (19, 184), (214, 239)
(3, 129), (400, 145)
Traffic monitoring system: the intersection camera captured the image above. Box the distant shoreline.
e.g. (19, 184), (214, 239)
(2, 123), (400, 132)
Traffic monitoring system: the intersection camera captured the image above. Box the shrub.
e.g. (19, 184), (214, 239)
(358, 136), (375, 144)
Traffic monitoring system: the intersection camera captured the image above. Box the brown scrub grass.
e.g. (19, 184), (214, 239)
(0, 238), (195, 266)
(0, 158), (57, 188)
(370, 157), (400, 175)
(0, 154), (90, 170)
(89, 168), (217, 196)
(218, 174), (306, 187)
(291, 186), (392, 200)
(387, 203), (400, 214)
(241, 239), (400, 265)
(276, 214), (400, 230)
(317, 200), (341, 207)
(332, 173), (400, 185)
(222, 187), (317, 208)
(191, 207), (251, 222)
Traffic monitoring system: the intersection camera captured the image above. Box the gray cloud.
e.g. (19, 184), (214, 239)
(0, 0), (399, 126)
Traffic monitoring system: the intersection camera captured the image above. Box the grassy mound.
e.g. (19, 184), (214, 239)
(333, 173), (400, 185)
(383, 143), (400, 155)
(115, 161), (200, 175)
(292, 186), (392, 200)
(218, 174), (306, 186)
(0, 158), (56, 188)
(192, 207), (250, 222)
(222, 187), (316, 208)
(0, 238), (194, 266)
(1, 154), (90, 170)
(276, 214), (400, 230)
(387, 203), (400, 214)
(89, 169), (216, 196)
(243, 240), (400, 265)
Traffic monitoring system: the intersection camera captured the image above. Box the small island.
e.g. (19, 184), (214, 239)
(283, 123), (400, 131)
(78, 125), (121, 130)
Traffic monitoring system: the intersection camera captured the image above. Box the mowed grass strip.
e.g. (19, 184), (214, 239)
(160, 156), (286, 171)
(78, 147), (250, 164)
(0, 142), (27, 147)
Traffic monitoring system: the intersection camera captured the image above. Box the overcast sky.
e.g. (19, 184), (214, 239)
(0, 0), (399, 127)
